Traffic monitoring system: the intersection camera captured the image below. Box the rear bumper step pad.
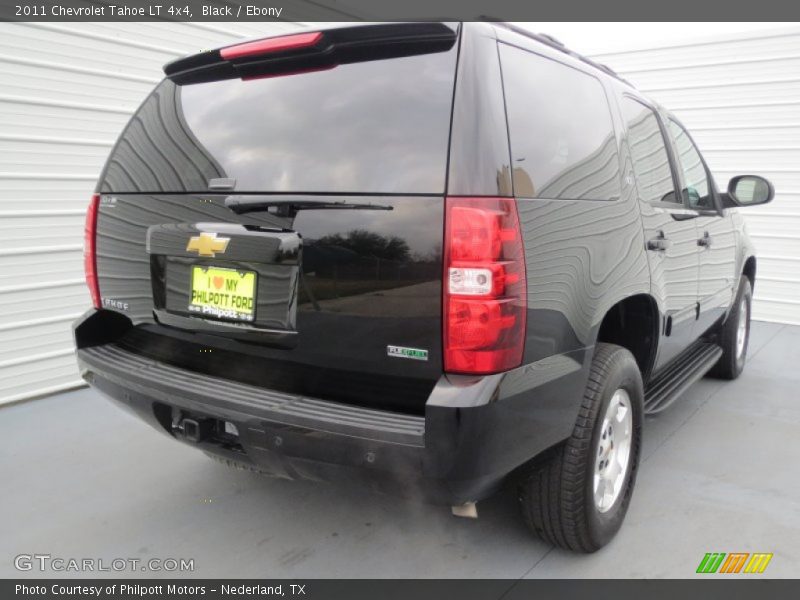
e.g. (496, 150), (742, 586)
(78, 344), (425, 447)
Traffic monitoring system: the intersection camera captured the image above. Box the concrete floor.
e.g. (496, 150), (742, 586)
(2, 321), (798, 578)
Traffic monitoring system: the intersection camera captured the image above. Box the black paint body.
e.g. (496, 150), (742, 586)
(75, 23), (756, 505)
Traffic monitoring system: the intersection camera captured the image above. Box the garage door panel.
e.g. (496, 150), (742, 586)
(758, 256), (800, 279)
(702, 148), (800, 171)
(0, 320), (76, 364)
(689, 126), (800, 148)
(674, 103), (800, 129)
(742, 214), (800, 236)
(646, 80), (800, 110)
(0, 24), (180, 78)
(755, 278), (800, 300)
(63, 22), (265, 52)
(0, 251), (83, 281)
(593, 32), (800, 72)
(0, 354), (82, 406)
(0, 197), (94, 213)
(0, 282), (89, 328)
(752, 298), (800, 325)
(0, 140), (111, 174)
(0, 180), (96, 212)
(0, 215), (84, 249)
(1, 62), (156, 107)
(81, 22), (239, 48)
(625, 56), (800, 91)
(745, 235), (800, 257)
(0, 100), (130, 139)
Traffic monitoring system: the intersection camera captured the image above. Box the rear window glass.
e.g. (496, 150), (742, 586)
(499, 44), (621, 201)
(100, 47), (458, 194)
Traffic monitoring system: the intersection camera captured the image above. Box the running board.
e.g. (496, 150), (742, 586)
(644, 342), (722, 415)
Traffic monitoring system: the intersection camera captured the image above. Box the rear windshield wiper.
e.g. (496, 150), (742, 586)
(225, 196), (393, 217)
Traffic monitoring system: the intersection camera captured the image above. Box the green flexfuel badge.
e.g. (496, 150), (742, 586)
(387, 345), (429, 361)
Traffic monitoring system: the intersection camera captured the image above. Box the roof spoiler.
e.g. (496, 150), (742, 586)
(164, 23), (459, 85)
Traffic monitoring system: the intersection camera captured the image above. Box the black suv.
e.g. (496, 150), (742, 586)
(74, 22), (774, 552)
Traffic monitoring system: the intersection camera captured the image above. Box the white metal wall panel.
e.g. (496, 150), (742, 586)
(0, 21), (302, 404)
(590, 26), (800, 325)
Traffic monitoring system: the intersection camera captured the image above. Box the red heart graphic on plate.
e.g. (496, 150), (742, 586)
(212, 276), (224, 290)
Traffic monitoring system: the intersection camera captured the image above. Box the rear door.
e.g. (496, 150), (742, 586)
(620, 97), (700, 370)
(94, 24), (460, 414)
(666, 118), (737, 335)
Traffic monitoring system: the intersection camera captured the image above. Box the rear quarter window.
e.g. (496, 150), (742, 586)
(498, 43), (622, 201)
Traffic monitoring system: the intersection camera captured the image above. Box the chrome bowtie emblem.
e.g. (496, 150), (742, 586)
(186, 232), (230, 257)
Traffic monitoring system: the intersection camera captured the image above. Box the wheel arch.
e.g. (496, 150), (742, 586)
(594, 293), (660, 382)
(742, 255), (756, 290)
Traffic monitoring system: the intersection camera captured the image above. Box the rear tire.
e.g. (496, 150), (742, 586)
(518, 343), (643, 552)
(708, 277), (752, 380)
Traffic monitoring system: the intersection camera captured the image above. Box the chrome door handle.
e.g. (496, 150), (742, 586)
(647, 233), (672, 252)
(698, 232), (713, 247)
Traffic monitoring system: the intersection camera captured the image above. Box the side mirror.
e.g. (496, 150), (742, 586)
(724, 175), (775, 208)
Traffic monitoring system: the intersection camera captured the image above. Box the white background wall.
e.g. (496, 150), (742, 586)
(1, 22), (798, 404)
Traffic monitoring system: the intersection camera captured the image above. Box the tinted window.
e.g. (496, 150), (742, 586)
(499, 44), (621, 201)
(100, 47), (458, 194)
(621, 98), (678, 205)
(668, 120), (712, 209)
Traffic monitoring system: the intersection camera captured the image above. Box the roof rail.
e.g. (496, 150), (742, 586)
(482, 20), (632, 87)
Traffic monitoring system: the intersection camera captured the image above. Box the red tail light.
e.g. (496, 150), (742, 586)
(444, 197), (527, 374)
(84, 193), (101, 309)
(220, 31), (323, 60)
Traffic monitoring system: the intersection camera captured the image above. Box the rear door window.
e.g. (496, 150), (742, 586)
(498, 43), (621, 201)
(621, 98), (680, 205)
(101, 46), (459, 194)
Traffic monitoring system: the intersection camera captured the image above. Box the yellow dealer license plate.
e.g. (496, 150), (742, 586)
(189, 266), (256, 322)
